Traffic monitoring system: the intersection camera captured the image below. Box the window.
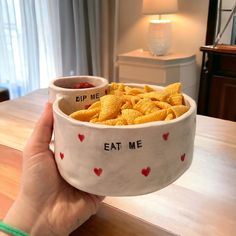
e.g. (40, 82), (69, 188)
(0, 0), (61, 98)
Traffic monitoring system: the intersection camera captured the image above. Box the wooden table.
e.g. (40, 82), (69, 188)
(0, 89), (236, 236)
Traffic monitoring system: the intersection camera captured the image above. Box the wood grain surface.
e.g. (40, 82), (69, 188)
(0, 89), (236, 236)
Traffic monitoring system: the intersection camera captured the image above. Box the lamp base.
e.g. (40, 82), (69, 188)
(147, 20), (172, 56)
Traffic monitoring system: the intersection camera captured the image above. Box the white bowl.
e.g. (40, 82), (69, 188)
(53, 83), (196, 196)
(49, 75), (108, 111)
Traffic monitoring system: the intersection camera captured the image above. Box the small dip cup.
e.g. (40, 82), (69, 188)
(49, 75), (108, 111)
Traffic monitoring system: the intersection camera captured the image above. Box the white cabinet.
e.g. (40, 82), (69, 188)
(117, 49), (197, 100)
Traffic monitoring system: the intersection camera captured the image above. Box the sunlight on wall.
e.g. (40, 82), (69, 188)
(117, 0), (210, 99)
(118, 0), (208, 53)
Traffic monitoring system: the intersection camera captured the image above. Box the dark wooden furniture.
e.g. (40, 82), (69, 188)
(198, 45), (236, 121)
(0, 87), (10, 102)
(197, 0), (236, 121)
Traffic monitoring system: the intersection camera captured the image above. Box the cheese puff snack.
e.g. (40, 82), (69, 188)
(133, 98), (160, 114)
(70, 108), (100, 121)
(99, 94), (123, 121)
(165, 82), (181, 94)
(69, 82), (190, 125)
(121, 109), (143, 125)
(134, 110), (167, 124)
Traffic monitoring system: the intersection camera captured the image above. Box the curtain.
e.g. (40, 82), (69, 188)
(101, 0), (119, 82)
(59, 0), (119, 81)
(59, 0), (101, 76)
(0, 0), (118, 99)
(0, 0), (38, 97)
(0, 0), (62, 98)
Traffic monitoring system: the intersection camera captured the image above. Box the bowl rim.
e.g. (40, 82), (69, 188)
(53, 83), (197, 129)
(49, 75), (108, 92)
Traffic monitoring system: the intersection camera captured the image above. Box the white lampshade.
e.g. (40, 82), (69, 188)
(142, 0), (178, 15)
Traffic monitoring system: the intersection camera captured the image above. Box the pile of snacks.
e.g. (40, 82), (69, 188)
(69, 82), (189, 125)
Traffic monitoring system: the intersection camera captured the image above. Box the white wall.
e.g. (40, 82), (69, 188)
(116, 0), (210, 98)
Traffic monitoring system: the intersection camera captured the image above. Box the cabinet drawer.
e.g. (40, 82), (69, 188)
(119, 63), (180, 85)
(208, 75), (236, 121)
(212, 54), (236, 77)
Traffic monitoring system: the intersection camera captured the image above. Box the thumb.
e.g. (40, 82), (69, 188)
(24, 103), (53, 157)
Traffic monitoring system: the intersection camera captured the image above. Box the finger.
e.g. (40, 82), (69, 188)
(25, 103), (53, 154)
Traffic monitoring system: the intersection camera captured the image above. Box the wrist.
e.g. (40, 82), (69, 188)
(3, 194), (56, 236)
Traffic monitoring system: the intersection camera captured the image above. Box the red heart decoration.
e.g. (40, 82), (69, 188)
(94, 168), (103, 176)
(162, 132), (169, 141)
(78, 134), (85, 142)
(60, 152), (64, 160)
(141, 167), (151, 177)
(181, 153), (186, 162)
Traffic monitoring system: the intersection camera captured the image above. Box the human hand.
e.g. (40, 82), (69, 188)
(3, 103), (104, 236)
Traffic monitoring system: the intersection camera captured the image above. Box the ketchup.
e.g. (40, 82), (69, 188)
(72, 82), (95, 89)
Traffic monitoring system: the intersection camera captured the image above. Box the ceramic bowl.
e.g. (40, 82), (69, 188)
(49, 75), (109, 110)
(53, 83), (196, 196)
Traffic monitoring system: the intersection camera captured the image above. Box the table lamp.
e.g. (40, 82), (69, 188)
(142, 0), (178, 56)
